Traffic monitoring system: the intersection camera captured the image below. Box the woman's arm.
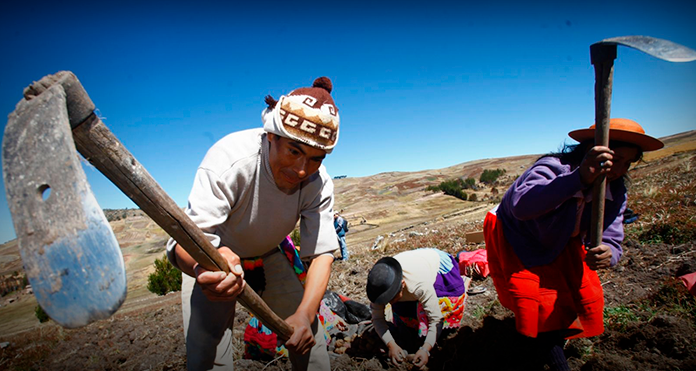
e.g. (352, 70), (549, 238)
(506, 159), (586, 220)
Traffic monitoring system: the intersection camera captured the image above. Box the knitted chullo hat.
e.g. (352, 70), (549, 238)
(262, 77), (340, 153)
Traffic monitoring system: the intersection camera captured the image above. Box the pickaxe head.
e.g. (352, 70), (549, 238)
(587, 35), (696, 249)
(590, 35), (696, 147)
(592, 35), (696, 64)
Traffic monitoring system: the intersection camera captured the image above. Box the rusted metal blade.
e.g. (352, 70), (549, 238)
(594, 35), (696, 62)
(2, 84), (126, 328)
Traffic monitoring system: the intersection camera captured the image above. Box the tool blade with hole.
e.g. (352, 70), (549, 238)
(2, 84), (126, 328)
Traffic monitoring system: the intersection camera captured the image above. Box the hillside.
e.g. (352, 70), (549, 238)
(0, 130), (695, 370)
(332, 130), (696, 251)
(332, 154), (537, 249)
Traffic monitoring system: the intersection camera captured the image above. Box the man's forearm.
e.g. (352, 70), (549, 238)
(174, 243), (198, 277)
(295, 254), (333, 322)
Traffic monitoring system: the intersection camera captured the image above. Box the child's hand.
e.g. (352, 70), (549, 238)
(387, 342), (407, 365)
(412, 346), (430, 369)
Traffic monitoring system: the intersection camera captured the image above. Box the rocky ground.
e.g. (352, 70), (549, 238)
(1, 143), (694, 370)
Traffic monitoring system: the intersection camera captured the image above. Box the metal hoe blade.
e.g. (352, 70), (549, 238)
(595, 35), (696, 62)
(2, 71), (292, 337)
(2, 84), (126, 328)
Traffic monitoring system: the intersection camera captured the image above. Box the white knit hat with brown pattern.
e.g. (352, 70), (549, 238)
(262, 77), (340, 153)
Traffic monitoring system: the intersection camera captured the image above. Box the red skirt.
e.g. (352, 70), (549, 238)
(483, 211), (604, 339)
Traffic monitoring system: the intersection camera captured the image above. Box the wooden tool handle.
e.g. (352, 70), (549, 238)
(71, 114), (231, 273)
(589, 44), (617, 249)
(27, 71), (294, 340)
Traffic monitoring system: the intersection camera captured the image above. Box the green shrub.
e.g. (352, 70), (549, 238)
(469, 193), (478, 202)
(426, 178), (472, 201)
(439, 180), (467, 200)
(452, 190), (467, 201)
(147, 254), (182, 295)
(35, 305), (50, 323)
(462, 177), (476, 189)
(638, 222), (696, 245)
(480, 168), (506, 184)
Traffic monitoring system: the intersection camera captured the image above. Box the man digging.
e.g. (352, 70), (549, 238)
(166, 77), (341, 371)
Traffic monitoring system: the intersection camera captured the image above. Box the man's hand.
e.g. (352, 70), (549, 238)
(280, 254), (333, 355)
(194, 246), (245, 302)
(387, 341), (407, 365)
(412, 347), (430, 369)
(579, 146), (614, 185)
(283, 312), (316, 355)
(586, 244), (612, 270)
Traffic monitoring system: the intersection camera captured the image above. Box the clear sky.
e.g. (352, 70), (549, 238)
(1, 1), (695, 244)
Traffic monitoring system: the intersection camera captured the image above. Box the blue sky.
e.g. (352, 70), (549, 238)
(1, 1), (695, 243)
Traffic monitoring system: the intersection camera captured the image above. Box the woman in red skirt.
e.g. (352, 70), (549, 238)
(484, 119), (663, 370)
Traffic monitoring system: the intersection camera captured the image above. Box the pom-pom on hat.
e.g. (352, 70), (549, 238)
(568, 118), (664, 152)
(262, 77), (340, 153)
(366, 257), (403, 305)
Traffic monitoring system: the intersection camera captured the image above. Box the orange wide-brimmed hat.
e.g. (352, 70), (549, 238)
(568, 118), (664, 151)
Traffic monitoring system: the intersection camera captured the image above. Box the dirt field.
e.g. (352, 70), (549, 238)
(1, 133), (695, 370)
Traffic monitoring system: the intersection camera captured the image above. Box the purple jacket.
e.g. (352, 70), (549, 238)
(497, 156), (626, 268)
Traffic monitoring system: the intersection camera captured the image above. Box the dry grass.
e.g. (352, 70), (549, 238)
(626, 153), (696, 244)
